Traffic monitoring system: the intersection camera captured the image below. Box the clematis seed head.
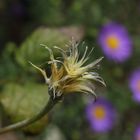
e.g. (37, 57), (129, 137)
(29, 40), (105, 100)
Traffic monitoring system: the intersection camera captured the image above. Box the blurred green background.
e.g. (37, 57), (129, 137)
(0, 0), (140, 140)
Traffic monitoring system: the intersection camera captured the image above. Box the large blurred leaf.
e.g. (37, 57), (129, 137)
(1, 83), (49, 134)
(15, 27), (84, 69)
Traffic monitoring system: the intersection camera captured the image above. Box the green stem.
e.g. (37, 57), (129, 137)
(0, 97), (59, 134)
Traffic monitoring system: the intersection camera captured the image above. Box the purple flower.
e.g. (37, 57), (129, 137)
(98, 22), (132, 62)
(86, 98), (116, 133)
(134, 125), (140, 140)
(129, 68), (140, 102)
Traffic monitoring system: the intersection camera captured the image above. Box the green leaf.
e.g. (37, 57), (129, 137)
(15, 27), (71, 69)
(1, 83), (49, 134)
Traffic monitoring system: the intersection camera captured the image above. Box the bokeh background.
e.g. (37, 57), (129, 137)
(0, 0), (140, 140)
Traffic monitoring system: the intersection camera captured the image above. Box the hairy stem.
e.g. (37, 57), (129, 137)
(0, 97), (59, 134)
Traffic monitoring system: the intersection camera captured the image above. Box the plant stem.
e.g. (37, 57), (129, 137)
(0, 97), (59, 134)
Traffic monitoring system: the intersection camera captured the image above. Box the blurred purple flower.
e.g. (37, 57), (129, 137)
(129, 68), (140, 102)
(86, 98), (116, 133)
(134, 125), (140, 140)
(98, 22), (132, 62)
